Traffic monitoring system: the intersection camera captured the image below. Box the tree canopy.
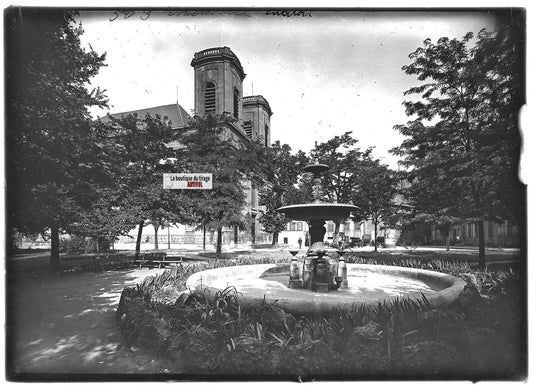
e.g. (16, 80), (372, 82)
(351, 159), (399, 251)
(176, 115), (254, 256)
(310, 132), (376, 243)
(257, 141), (308, 245)
(311, 132), (371, 204)
(6, 9), (108, 269)
(392, 13), (525, 268)
(104, 112), (188, 258)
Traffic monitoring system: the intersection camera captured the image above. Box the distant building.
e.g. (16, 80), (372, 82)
(393, 179), (519, 248)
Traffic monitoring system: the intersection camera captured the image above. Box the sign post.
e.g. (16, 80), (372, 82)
(163, 173), (213, 190)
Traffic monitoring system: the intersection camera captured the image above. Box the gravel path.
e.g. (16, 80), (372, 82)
(6, 266), (178, 379)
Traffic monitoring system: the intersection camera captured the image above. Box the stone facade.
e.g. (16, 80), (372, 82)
(242, 95), (272, 146)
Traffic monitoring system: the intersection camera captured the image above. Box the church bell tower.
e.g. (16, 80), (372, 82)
(190, 47), (246, 120)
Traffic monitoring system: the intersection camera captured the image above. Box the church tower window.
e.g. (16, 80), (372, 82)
(244, 121), (253, 139)
(205, 82), (216, 114)
(233, 88), (240, 119)
(264, 124), (269, 147)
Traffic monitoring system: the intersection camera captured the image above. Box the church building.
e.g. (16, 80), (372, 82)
(109, 47), (274, 248)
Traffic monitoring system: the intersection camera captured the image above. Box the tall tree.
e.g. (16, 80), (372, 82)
(311, 132), (372, 243)
(6, 9), (108, 270)
(257, 141), (308, 245)
(352, 160), (399, 252)
(69, 188), (138, 253)
(312, 132), (361, 203)
(392, 15), (525, 269)
(107, 112), (183, 259)
(177, 115), (251, 257)
(145, 190), (193, 250)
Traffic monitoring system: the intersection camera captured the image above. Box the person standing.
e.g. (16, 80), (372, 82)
(298, 237), (303, 249)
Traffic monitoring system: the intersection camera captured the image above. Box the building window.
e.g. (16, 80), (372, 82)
(264, 124), (269, 147)
(233, 88), (239, 119)
(297, 222), (303, 231)
(244, 121), (253, 139)
(205, 82), (216, 114)
(498, 221), (509, 237)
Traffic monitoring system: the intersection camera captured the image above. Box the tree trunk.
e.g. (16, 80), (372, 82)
(251, 214), (256, 245)
(374, 221), (378, 252)
(233, 225), (238, 245)
(135, 221), (144, 261)
(478, 219), (486, 270)
(216, 225), (223, 257)
(50, 224), (60, 272)
(445, 233), (450, 251)
(272, 232), (278, 246)
(203, 224), (207, 250)
(154, 224), (159, 250)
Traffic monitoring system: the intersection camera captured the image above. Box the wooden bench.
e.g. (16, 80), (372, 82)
(136, 252), (184, 269)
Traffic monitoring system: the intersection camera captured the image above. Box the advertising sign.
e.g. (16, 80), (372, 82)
(163, 173), (213, 189)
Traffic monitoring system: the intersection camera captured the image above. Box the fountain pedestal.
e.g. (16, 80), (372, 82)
(314, 258), (330, 293)
(302, 257), (316, 290)
(308, 219), (327, 246)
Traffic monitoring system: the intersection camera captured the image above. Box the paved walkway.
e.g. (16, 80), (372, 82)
(6, 266), (177, 378)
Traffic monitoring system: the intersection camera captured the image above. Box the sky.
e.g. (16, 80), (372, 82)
(78, 10), (497, 168)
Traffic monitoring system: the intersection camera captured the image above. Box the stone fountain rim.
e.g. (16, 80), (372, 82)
(277, 203), (359, 210)
(303, 162), (330, 171)
(185, 263), (467, 315)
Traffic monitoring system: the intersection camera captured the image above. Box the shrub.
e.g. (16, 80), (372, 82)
(116, 257), (525, 379)
(59, 235), (96, 254)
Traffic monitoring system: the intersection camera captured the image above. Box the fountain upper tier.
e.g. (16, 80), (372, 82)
(276, 203), (358, 221)
(277, 160), (358, 221)
(302, 161), (330, 176)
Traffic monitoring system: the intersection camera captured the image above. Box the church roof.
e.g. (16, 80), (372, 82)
(101, 103), (191, 129)
(243, 95), (273, 116)
(191, 47), (246, 80)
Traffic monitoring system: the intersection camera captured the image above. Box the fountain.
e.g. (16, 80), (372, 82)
(186, 160), (466, 314)
(277, 160), (358, 293)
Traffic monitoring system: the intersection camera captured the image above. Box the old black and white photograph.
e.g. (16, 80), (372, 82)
(4, 6), (528, 382)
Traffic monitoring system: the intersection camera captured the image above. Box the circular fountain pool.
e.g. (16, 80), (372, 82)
(185, 263), (466, 314)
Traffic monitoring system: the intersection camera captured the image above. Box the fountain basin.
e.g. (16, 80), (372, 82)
(185, 264), (466, 315)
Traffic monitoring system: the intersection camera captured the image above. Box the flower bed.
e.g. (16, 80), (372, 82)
(116, 257), (526, 380)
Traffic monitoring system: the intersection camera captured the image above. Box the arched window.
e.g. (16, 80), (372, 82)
(233, 88), (240, 118)
(205, 82), (216, 114)
(243, 121), (253, 139)
(264, 124), (269, 147)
